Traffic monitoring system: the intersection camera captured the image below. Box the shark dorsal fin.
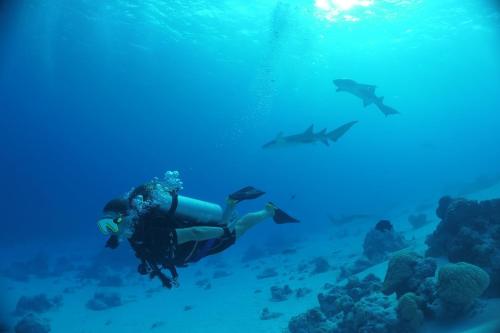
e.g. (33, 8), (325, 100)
(304, 124), (314, 135)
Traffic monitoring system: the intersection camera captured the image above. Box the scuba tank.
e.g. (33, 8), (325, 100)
(128, 171), (224, 224)
(157, 194), (223, 224)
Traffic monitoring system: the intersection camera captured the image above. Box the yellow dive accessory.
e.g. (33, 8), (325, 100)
(97, 218), (120, 235)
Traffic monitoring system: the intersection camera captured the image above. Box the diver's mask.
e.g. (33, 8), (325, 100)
(97, 214), (124, 235)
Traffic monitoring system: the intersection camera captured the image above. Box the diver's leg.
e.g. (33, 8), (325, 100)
(221, 198), (238, 225)
(233, 204), (275, 239)
(176, 227), (225, 245)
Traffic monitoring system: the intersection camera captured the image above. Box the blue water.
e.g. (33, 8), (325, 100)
(1, 0), (499, 330)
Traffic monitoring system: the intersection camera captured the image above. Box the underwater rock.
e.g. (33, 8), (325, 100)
(364, 220), (408, 262)
(260, 307), (283, 320)
(297, 262), (309, 274)
(436, 262), (490, 318)
(288, 308), (335, 333)
(3, 254), (51, 282)
(85, 292), (122, 311)
(397, 293), (424, 333)
(256, 267), (279, 279)
(338, 256), (372, 281)
(338, 221), (408, 280)
(382, 252), (436, 298)
(295, 287), (312, 298)
(212, 270), (232, 279)
(375, 220), (393, 232)
(270, 285), (293, 302)
(50, 256), (76, 277)
(97, 274), (123, 287)
(408, 213), (429, 229)
(14, 314), (50, 333)
(150, 321), (165, 330)
(426, 196), (500, 296)
(195, 278), (211, 290)
(310, 257), (330, 275)
(14, 294), (62, 317)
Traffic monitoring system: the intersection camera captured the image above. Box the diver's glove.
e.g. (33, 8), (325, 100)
(97, 218), (119, 235)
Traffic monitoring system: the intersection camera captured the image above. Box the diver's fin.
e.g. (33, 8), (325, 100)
(268, 202), (300, 224)
(229, 186), (265, 202)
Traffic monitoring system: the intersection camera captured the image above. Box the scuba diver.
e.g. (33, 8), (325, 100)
(97, 171), (299, 289)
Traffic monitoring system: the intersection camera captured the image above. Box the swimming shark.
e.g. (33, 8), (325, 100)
(333, 79), (399, 116)
(262, 121), (358, 149)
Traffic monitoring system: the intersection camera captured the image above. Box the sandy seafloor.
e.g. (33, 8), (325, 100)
(2, 185), (500, 333)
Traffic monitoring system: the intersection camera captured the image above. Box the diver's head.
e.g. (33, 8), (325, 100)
(99, 198), (131, 236)
(103, 198), (130, 217)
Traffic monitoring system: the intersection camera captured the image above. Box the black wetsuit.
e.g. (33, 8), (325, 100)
(126, 201), (235, 288)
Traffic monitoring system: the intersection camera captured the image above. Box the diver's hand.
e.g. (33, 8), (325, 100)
(97, 218), (118, 235)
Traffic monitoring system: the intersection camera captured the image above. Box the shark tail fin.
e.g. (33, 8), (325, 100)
(319, 129), (329, 146)
(328, 121), (358, 142)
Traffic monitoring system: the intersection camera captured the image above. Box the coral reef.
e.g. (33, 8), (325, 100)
(426, 196), (500, 296)
(14, 314), (50, 333)
(290, 275), (398, 333)
(288, 308), (335, 333)
(382, 251), (436, 298)
(337, 294), (397, 333)
(397, 293), (424, 333)
(14, 294), (62, 317)
(436, 262), (490, 318)
(86, 292), (122, 311)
